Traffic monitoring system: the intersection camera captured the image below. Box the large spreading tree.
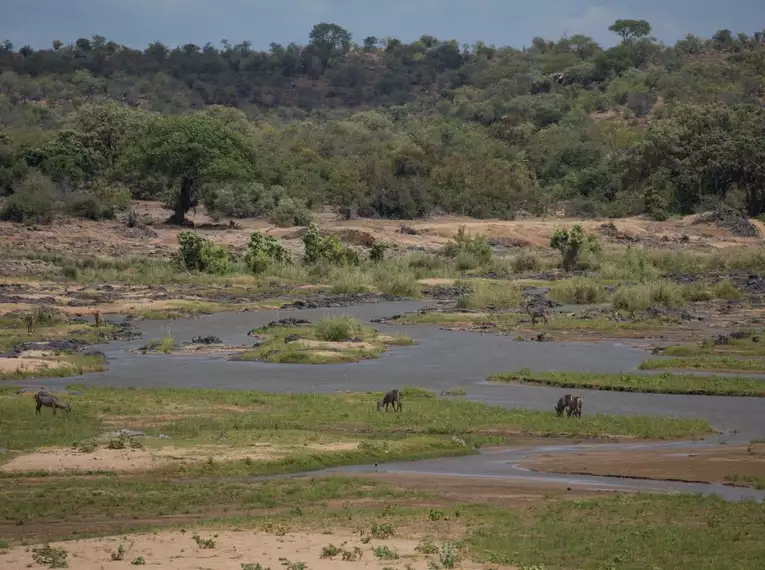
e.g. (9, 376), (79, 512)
(124, 113), (256, 224)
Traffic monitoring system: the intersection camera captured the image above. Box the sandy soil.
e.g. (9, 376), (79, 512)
(1, 202), (762, 267)
(0, 356), (73, 374)
(521, 443), (765, 485)
(295, 339), (377, 351)
(0, 442), (361, 474)
(0, 528), (514, 570)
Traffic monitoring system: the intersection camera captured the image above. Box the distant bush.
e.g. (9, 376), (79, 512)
(0, 171), (58, 224)
(268, 196), (313, 227)
(244, 231), (291, 273)
(313, 314), (363, 342)
(303, 223), (359, 265)
(177, 230), (230, 274)
(441, 227), (492, 264)
(66, 194), (115, 220)
(550, 224), (601, 271)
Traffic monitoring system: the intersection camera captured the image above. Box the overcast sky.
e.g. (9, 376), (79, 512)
(2, 0), (764, 51)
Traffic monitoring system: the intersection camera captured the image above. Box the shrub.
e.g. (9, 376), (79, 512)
(268, 196), (313, 227)
(1, 172), (57, 224)
(177, 230), (230, 274)
(455, 280), (522, 309)
(244, 231), (291, 274)
(66, 194), (115, 220)
(613, 281), (684, 312)
(550, 224), (601, 271)
(313, 314), (363, 342)
(550, 277), (608, 304)
(441, 226), (492, 264)
(303, 223), (359, 265)
(370, 241), (388, 262)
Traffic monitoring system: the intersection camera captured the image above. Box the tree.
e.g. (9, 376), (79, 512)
(123, 113), (256, 224)
(565, 34), (600, 60)
(66, 102), (147, 170)
(362, 36), (378, 52)
(309, 22), (352, 71)
(609, 19), (652, 42)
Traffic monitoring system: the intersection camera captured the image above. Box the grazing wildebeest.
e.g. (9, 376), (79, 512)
(555, 394), (573, 417)
(377, 389), (402, 412)
(525, 300), (550, 325)
(566, 395), (583, 418)
(35, 391), (71, 415)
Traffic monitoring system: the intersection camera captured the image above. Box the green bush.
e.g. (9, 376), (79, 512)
(312, 314), (363, 342)
(441, 227), (492, 264)
(177, 230), (230, 274)
(370, 241), (388, 262)
(303, 223), (359, 265)
(0, 171), (58, 225)
(244, 231), (291, 273)
(268, 196), (313, 227)
(66, 194), (115, 220)
(550, 224), (601, 271)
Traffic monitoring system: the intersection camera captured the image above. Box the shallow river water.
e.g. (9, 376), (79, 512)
(15, 301), (765, 501)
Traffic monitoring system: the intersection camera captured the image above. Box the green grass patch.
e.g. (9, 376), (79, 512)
(466, 493), (765, 569)
(0, 352), (105, 381)
(640, 356), (765, 373)
(239, 315), (410, 365)
(549, 277), (610, 304)
(489, 369), (765, 397)
(0, 386), (714, 460)
(454, 279), (523, 310)
(725, 473), (765, 490)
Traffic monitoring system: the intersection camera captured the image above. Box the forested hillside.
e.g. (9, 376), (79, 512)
(1, 19), (764, 225)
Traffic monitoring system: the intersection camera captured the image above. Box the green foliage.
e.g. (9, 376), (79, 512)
(123, 113), (255, 224)
(177, 230), (230, 274)
(370, 241), (388, 262)
(31, 543), (69, 568)
(550, 224), (601, 271)
(1, 21), (764, 220)
(312, 314), (363, 342)
(0, 170), (57, 224)
(302, 223), (359, 265)
(244, 231), (292, 274)
(441, 227), (492, 264)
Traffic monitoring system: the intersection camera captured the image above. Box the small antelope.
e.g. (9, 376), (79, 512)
(93, 310), (104, 327)
(35, 391), (72, 415)
(377, 389), (402, 412)
(525, 301), (550, 325)
(25, 313), (35, 333)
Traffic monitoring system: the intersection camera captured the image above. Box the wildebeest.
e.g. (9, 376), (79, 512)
(525, 300), (550, 325)
(555, 394), (573, 417)
(377, 389), (402, 412)
(34, 391), (71, 415)
(555, 394), (583, 418)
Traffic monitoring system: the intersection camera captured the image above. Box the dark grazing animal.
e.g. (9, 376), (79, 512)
(525, 300), (550, 325)
(566, 395), (583, 418)
(555, 394), (573, 417)
(34, 391), (71, 415)
(377, 389), (402, 412)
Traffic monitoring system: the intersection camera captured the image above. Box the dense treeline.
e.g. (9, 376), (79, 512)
(0, 19), (764, 225)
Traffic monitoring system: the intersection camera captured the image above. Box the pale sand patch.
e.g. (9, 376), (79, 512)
(417, 278), (457, 286)
(0, 442), (361, 473)
(0, 357), (73, 374)
(294, 339), (377, 351)
(0, 529), (512, 570)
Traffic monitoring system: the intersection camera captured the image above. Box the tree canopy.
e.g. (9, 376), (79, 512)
(0, 18), (764, 224)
